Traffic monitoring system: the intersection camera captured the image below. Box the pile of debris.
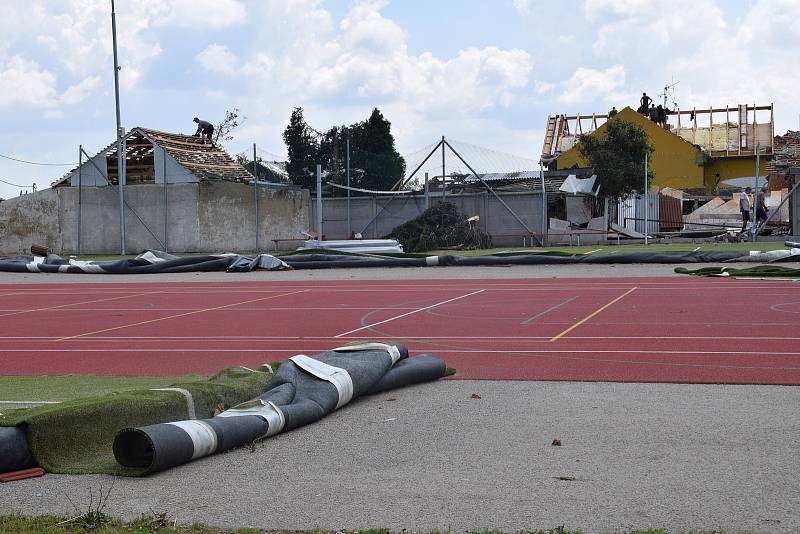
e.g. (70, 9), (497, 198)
(384, 202), (492, 253)
(685, 189), (791, 231)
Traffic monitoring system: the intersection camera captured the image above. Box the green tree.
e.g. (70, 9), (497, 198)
(578, 118), (653, 201)
(285, 108), (406, 193)
(348, 108), (406, 191)
(282, 107), (320, 189)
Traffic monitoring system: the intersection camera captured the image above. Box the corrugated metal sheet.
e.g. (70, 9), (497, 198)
(659, 193), (683, 230)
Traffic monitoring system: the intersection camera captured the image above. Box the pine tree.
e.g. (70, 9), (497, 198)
(282, 107), (320, 189)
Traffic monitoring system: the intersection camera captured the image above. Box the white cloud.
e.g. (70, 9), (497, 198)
(572, 0), (799, 134)
(60, 76), (101, 105)
(558, 65), (625, 103)
(513, 0), (531, 15)
(196, 44), (239, 74)
(240, 1), (532, 118)
(0, 56), (58, 108)
(147, 0), (246, 29)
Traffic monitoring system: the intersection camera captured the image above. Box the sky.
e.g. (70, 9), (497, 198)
(1, 0), (799, 199)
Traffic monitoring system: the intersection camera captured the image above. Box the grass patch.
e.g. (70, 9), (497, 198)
(0, 514), (262, 533)
(0, 368), (275, 474)
(0, 376), (207, 409)
(431, 241), (786, 256)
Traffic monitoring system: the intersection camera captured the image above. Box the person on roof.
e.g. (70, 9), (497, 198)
(656, 104), (666, 126)
(649, 104), (659, 122)
(638, 92), (652, 114)
(193, 117), (214, 143)
(608, 106), (618, 118)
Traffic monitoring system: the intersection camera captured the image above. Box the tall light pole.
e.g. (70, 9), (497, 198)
(111, 0), (125, 254)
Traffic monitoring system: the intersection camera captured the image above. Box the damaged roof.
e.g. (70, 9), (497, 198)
(138, 128), (253, 182)
(52, 127), (254, 187)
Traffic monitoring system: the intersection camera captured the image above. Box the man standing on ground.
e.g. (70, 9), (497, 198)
(756, 188), (769, 227)
(740, 187), (752, 233)
(193, 117), (214, 143)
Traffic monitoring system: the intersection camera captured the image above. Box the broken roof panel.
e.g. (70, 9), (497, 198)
(139, 128), (253, 183)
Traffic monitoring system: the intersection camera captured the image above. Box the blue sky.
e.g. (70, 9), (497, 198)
(1, 0), (798, 199)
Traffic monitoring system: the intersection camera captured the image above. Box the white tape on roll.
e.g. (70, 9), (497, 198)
(289, 355), (354, 409)
(331, 342), (401, 364)
(167, 420), (218, 459)
(217, 400), (286, 437)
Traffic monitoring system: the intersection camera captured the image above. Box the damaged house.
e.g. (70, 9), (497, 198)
(0, 128), (309, 255)
(541, 104), (795, 236)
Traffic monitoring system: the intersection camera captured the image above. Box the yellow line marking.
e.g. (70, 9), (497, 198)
(56, 289), (309, 341)
(0, 291), (165, 318)
(549, 287), (638, 342)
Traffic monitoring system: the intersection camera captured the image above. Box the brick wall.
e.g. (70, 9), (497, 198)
(766, 130), (800, 176)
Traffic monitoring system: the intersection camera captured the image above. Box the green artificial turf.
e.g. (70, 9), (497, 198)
(434, 241), (786, 256)
(0, 375), (207, 408)
(0, 367), (275, 475)
(675, 265), (800, 278)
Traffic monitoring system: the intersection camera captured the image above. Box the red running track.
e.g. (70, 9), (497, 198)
(0, 277), (798, 384)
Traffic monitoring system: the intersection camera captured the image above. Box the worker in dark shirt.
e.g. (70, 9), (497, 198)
(608, 106), (618, 118)
(649, 104), (658, 122)
(193, 117), (214, 142)
(639, 92), (652, 114)
(656, 104), (665, 126)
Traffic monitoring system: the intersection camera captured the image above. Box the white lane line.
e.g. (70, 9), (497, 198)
(5, 348), (800, 356)
(693, 247), (701, 252)
(522, 296), (579, 325)
(334, 289), (486, 338)
(2, 335), (800, 341)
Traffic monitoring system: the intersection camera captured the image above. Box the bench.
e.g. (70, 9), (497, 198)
(492, 230), (621, 247)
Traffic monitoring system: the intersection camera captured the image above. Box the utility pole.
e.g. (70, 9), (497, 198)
(111, 0), (125, 254)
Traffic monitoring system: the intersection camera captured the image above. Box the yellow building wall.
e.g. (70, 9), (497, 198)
(555, 107), (705, 190)
(705, 156), (760, 188)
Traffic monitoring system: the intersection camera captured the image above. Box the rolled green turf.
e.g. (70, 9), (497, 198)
(0, 366), (275, 475)
(674, 265), (800, 278)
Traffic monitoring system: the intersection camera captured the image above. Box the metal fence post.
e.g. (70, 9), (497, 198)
(441, 136), (446, 200)
(316, 164), (322, 239)
(346, 135), (351, 236)
(752, 144), (760, 242)
(644, 153), (649, 245)
(163, 146), (168, 253)
(77, 145), (82, 255)
(424, 172), (429, 210)
(254, 143), (259, 251)
(540, 162), (547, 247)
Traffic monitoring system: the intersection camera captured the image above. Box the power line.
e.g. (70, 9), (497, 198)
(0, 178), (35, 187)
(0, 152), (75, 166)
